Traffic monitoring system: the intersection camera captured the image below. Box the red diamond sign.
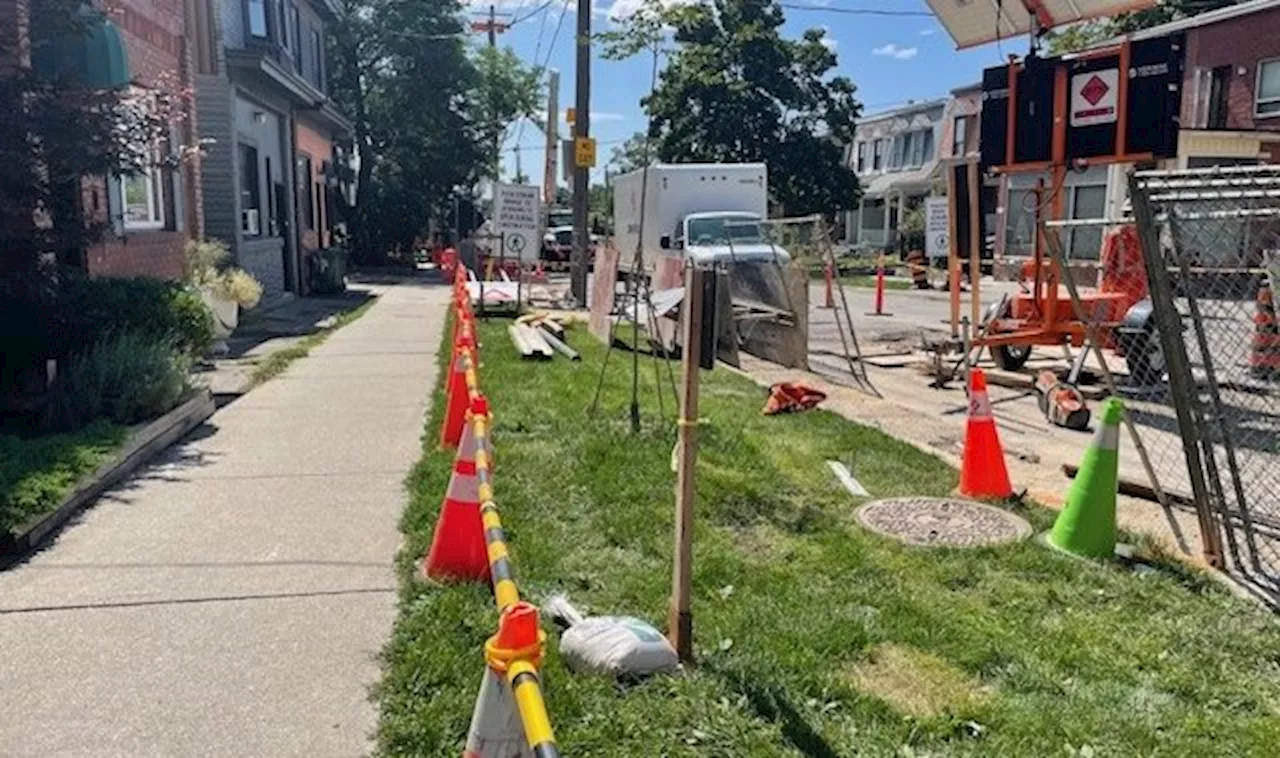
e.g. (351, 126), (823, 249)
(1080, 75), (1109, 106)
(1070, 69), (1119, 127)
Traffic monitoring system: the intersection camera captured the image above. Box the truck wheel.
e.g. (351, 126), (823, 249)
(985, 301), (1031, 370)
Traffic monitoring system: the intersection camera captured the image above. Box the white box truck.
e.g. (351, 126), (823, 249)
(612, 163), (791, 274)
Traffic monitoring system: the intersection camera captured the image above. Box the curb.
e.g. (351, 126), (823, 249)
(1, 390), (217, 560)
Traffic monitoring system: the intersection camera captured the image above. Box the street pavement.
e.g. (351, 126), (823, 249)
(0, 279), (450, 757)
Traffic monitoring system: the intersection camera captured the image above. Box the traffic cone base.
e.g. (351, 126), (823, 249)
(1048, 398), (1123, 559)
(462, 668), (531, 758)
(958, 369), (1015, 500)
(423, 424), (489, 582)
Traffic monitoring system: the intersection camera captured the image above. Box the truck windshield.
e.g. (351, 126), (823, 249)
(686, 216), (764, 245)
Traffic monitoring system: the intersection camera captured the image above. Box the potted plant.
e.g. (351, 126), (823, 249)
(186, 239), (263, 354)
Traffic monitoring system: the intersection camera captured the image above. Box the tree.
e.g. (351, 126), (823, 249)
(1047, 0), (1240, 54)
(472, 45), (544, 180)
(329, 1), (542, 262)
(602, 0), (860, 217)
(609, 131), (652, 174)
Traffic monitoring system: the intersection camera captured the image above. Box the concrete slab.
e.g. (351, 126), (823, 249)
(0, 281), (451, 757)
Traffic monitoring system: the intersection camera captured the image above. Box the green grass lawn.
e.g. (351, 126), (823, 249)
(379, 320), (1280, 757)
(0, 421), (127, 534)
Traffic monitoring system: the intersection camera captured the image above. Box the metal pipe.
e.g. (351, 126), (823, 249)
(539, 326), (580, 360)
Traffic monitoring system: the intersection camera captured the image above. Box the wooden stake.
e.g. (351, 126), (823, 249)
(947, 165), (960, 338)
(669, 265), (704, 664)
(967, 161), (983, 330)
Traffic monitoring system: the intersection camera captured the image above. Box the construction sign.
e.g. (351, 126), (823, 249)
(492, 183), (542, 263)
(1070, 69), (1119, 127)
(575, 137), (597, 169)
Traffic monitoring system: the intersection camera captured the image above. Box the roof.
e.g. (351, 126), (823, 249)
(859, 98), (949, 125)
(860, 164), (938, 197)
(1101, 0), (1280, 43)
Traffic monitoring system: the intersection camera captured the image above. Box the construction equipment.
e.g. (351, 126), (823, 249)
(1033, 370), (1091, 430)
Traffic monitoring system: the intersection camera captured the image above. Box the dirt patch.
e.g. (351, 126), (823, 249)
(847, 644), (991, 718)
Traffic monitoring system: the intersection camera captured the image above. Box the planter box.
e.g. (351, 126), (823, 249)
(1, 390), (216, 560)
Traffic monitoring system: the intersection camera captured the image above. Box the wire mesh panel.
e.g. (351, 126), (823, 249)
(1131, 165), (1280, 590)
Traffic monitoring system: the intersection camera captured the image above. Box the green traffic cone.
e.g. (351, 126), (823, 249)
(1049, 398), (1123, 559)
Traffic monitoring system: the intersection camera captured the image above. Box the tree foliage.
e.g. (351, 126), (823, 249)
(1047, 0), (1241, 54)
(329, 0), (542, 262)
(602, 0), (861, 217)
(1, 0), (179, 276)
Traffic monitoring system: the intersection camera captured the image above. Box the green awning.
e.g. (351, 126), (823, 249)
(31, 11), (130, 90)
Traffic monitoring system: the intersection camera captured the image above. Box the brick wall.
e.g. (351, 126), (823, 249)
(294, 119), (332, 253)
(85, 0), (201, 280)
(1186, 8), (1280, 133)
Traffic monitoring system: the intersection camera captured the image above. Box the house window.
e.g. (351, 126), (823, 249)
(290, 4), (302, 73)
(240, 143), (262, 236)
(872, 139), (884, 170)
(1257, 59), (1280, 117)
(920, 128), (934, 163)
(247, 0), (268, 38)
(1207, 66), (1231, 129)
(119, 169), (165, 230)
(889, 133), (905, 170)
(1067, 184), (1106, 259)
(310, 27), (324, 91)
(856, 142), (866, 172)
(952, 116), (967, 157)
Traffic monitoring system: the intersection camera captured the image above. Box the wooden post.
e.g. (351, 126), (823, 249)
(967, 161), (982, 330)
(947, 165), (960, 338)
(669, 265), (705, 664)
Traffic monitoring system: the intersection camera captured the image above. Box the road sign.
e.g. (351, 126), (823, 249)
(575, 136), (597, 168)
(925, 196), (949, 261)
(1070, 69), (1119, 127)
(492, 183), (542, 263)
(566, 107), (576, 125)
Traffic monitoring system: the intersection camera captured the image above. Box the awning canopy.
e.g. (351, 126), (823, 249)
(924, 0), (1158, 50)
(31, 11), (131, 89)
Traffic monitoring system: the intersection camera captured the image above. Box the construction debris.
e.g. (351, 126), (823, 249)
(827, 460), (870, 497)
(1034, 370), (1091, 430)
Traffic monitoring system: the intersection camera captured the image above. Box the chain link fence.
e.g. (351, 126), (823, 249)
(1130, 166), (1280, 592)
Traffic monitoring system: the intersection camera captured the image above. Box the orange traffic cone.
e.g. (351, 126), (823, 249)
(1250, 283), (1279, 380)
(422, 421), (489, 582)
(468, 393), (495, 474)
(463, 602), (552, 758)
(958, 369), (1014, 499)
(441, 344), (473, 448)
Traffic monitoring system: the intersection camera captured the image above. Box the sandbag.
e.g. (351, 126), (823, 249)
(545, 594), (678, 677)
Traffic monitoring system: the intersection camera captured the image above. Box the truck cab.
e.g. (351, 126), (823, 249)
(659, 211), (792, 266)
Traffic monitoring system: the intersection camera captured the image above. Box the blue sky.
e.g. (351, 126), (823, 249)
(464, 0), (1014, 187)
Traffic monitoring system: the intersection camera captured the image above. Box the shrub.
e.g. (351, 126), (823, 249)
(186, 238), (263, 308)
(55, 275), (215, 357)
(42, 331), (191, 432)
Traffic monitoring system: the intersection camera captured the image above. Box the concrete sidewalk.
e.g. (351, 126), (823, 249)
(0, 280), (450, 757)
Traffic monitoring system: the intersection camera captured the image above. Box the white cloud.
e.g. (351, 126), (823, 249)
(818, 25), (838, 51)
(872, 43), (918, 60)
(606, 0), (701, 24)
(920, 28), (936, 36)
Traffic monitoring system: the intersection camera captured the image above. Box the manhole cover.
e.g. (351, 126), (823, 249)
(855, 497), (1031, 548)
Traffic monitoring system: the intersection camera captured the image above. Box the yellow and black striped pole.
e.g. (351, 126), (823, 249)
(452, 301), (559, 757)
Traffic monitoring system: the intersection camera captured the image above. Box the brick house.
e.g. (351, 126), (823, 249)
(1, 0), (202, 280)
(190, 0), (351, 297)
(1138, 0), (1280, 167)
(86, 0), (202, 280)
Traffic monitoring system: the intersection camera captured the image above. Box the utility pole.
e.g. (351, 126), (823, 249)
(487, 4), (497, 47)
(571, 0), (591, 305)
(543, 69), (560, 206)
